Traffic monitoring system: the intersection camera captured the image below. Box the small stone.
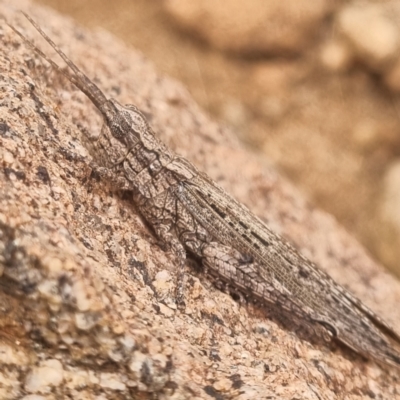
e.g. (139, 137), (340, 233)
(40, 327), (59, 346)
(64, 368), (90, 390)
(158, 303), (175, 317)
(112, 322), (125, 335)
(190, 279), (204, 300)
(154, 270), (171, 281)
(338, 2), (400, 69)
(99, 373), (126, 391)
(163, 346), (173, 356)
(253, 322), (270, 337)
(320, 39), (352, 71)
(74, 312), (100, 331)
(2, 149), (14, 164)
(164, 0), (330, 55)
(119, 335), (136, 351)
(0, 343), (29, 366)
(189, 326), (206, 344)
(72, 280), (92, 312)
(129, 351), (150, 380)
(147, 356), (169, 391)
(41, 256), (64, 274)
(92, 275), (105, 292)
(148, 337), (162, 355)
(24, 359), (64, 393)
(219, 342), (233, 357)
(201, 299), (217, 313)
(108, 348), (124, 363)
(153, 270), (173, 297)
(37, 280), (62, 305)
(213, 377), (233, 392)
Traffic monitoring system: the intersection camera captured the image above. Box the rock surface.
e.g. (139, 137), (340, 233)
(1, 1), (400, 399)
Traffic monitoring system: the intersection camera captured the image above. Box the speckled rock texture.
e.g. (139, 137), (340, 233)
(1, 1), (400, 399)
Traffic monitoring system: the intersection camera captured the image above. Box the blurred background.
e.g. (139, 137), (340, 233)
(33, 0), (400, 277)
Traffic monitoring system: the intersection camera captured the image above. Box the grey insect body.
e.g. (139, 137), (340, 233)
(10, 13), (400, 369)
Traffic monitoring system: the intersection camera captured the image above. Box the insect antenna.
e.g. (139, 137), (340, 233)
(9, 12), (108, 113)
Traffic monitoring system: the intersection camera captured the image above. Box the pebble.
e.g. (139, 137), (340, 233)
(129, 351), (149, 379)
(338, 2), (400, 68)
(74, 312), (100, 331)
(164, 0), (330, 55)
(320, 39), (352, 71)
(24, 359), (64, 393)
(99, 373), (126, 391)
(213, 377), (233, 392)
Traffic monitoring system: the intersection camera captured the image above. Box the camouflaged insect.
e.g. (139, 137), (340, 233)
(10, 13), (400, 370)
